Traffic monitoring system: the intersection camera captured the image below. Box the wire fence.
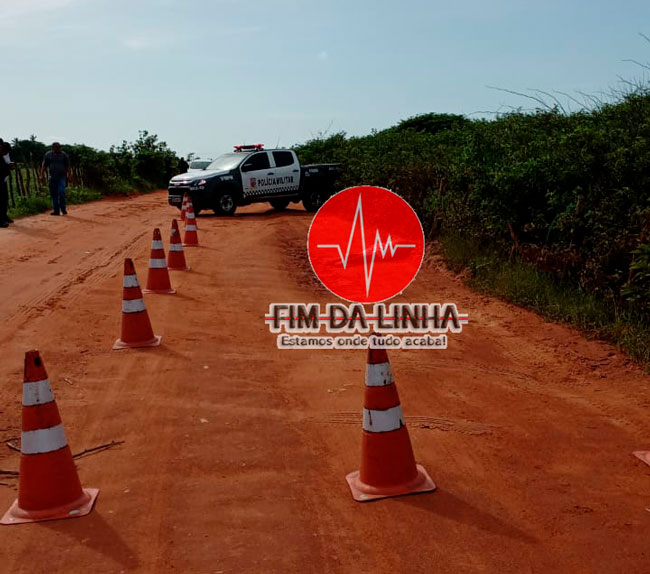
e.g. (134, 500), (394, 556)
(7, 162), (85, 207)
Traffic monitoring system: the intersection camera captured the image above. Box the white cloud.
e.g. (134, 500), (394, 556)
(214, 25), (262, 37)
(122, 35), (161, 51)
(0, 0), (84, 39)
(120, 25), (261, 51)
(0, 0), (78, 19)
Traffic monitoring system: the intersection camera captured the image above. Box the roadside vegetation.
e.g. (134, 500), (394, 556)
(293, 87), (650, 369)
(6, 131), (178, 219)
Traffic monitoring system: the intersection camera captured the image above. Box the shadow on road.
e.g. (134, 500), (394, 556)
(42, 510), (140, 569)
(397, 488), (537, 544)
(6, 223), (57, 239)
(60, 215), (108, 225)
(196, 207), (311, 221)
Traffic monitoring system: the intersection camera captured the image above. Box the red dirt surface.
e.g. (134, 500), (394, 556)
(1, 191), (650, 573)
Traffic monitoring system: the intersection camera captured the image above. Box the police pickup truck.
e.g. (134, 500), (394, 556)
(168, 144), (341, 215)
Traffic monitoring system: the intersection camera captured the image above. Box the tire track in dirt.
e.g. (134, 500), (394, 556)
(7, 232), (146, 324)
(2, 198), (159, 320)
(309, 411), (494, 435)
(472, 307), (650, 438)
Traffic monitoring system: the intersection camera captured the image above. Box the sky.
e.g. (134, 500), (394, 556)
(2, 0), (650, 159)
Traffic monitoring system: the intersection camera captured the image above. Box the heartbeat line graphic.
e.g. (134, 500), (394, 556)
(316, 194), (416, 296)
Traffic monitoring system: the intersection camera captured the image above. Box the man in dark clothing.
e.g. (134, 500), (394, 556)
(0, 139), (14, 228)
(178, 157), (189, 174)
(42, 142), (69, 216)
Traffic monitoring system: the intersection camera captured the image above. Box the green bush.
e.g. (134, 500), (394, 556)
(294, 103), (650, 368)
(294, 103), (650, 314)
(6, 131), (179, 218)
(622, 243), (650, 318)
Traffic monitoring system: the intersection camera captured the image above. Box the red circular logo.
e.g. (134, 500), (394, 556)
(308, 186), (425, 303)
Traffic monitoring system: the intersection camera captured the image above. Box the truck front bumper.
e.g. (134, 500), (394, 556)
(168, 183), (190, 207)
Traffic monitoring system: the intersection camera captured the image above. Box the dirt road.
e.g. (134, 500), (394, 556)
(1, 191), (650, 573)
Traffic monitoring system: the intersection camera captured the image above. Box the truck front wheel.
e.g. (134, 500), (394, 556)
(302, 189), (325, 212)
(214, 191), (237, 216)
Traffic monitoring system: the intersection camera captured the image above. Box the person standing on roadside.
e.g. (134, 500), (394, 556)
(0, 139), (15, 228)
(41, 142), (69, 216)
(178, 157), (189, 174)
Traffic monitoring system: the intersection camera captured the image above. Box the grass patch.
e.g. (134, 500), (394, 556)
(6, 185), (144, 219)
(8, 194), (51, 218)
(8, 186), (102, 219)
(67, 186), (104, 205)
(441, 233), (650, 371)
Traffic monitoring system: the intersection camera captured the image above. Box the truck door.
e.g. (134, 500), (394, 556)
(270, 150), (301, 196)
(241, 151), (272, 198)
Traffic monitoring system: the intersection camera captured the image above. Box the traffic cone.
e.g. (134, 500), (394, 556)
(143, 228), (176, 294)
(183, 203), (199, 247)
(346, 346), (436, 501)
(168, 219), (190, 271)
(634, 451), (650, 467)
(180, 193), (188, 222)
(113, 258), (162, 349)
(1, 350), (99, 525)
(185, 195), (198, 229)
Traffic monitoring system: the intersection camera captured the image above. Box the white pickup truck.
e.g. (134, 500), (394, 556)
(168, 144), (342, 215)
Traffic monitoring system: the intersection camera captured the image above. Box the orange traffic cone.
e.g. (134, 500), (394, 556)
(183, 203), (199, 246)
(113, 258), (162, 349)
(1, 350), (99, 524)
(346, 346), (436, 501)
(185, 195), (198, 229)
(180, 193), (188, 222)
(168, 219), (190, 271)
(143, 228), (176, 294)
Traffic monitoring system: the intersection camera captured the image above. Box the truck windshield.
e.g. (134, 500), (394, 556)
(206, 153), (246, 171)
(189, 160), (211, 170)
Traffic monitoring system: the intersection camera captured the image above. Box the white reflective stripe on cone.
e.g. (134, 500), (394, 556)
(169, 243), (184, 252)
(185, 225), (197, 231)
(365, 362), (394, 387)
(149, 258), (167, 269)
(23, 379), (55, 407)
(363, 405), (405, 433)
(21, 424), (68, 454)
(151, 240), (164, 249)
(122, 298), (146, 313)
(123, 274), (139, 288)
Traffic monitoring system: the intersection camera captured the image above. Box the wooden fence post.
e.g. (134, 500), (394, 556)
(7, 171), (15, 207)
(17, 167), (26, 197)
(13, 168), (21, 197)
(32, 164), (40, 194)
(24, 164), (32, 196)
